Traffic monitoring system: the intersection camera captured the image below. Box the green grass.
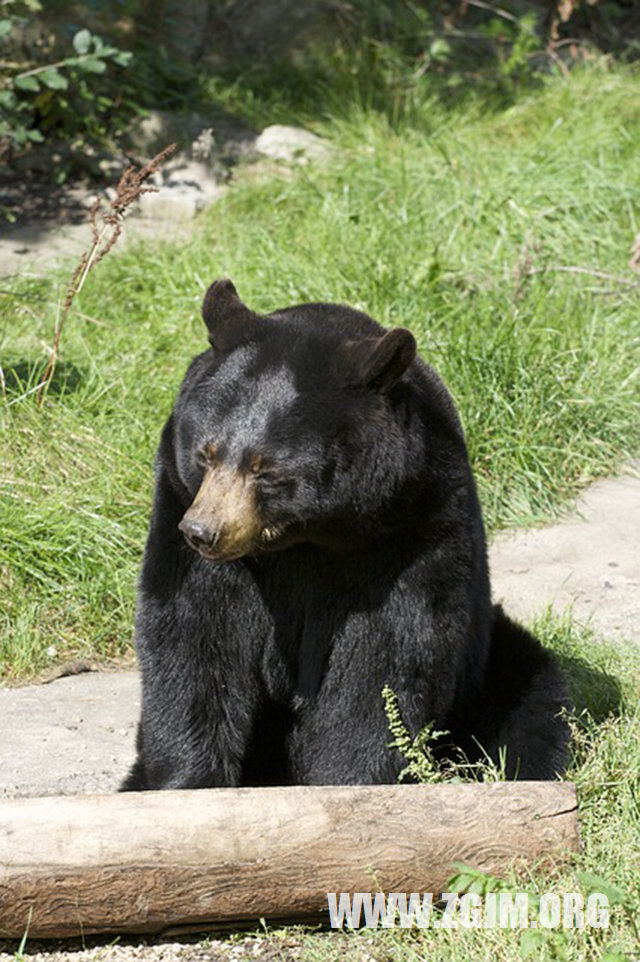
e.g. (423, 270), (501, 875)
(0, 61), (638, 685)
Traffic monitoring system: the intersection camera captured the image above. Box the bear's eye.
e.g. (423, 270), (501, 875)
(247, 456), (281, 485)
(195, 443), (218, 468)
(256, 468), (279, 483)
(256, 468), (289, 490)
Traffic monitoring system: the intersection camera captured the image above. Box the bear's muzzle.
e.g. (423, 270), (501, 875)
(179, 465), (264, 561)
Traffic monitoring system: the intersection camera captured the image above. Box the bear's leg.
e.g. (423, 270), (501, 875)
(121, 586), (269, 791)
(120, 724), (146, 791)
(449, 606), (572, 780)
(121, 467), (274, 791)
(288, 574), (491, 785)
(291, 688), (403, 785)
(289, 625), (452, 786)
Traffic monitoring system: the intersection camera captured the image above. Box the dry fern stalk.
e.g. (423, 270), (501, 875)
(36, 143), (177, 406)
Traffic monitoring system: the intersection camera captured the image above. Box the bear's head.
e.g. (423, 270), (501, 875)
(176, 279), (420, 562)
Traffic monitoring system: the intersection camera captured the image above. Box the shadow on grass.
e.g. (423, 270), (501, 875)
(557, 651), (624, 722)
(1, 357), (84, 401)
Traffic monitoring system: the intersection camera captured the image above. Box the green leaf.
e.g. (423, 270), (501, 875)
(26, 129), (44, 142)
(577, 871), (631, 907)
(429, 38), (452, 63)
(14, 75), (40, 92)
(519, 929), (547, 958)
(468, 878), (487, 896)
(449, 862), (483, 879)
(0, 89), (16, 107)
(449, 873), (473, 893)
(0, 19), (13, 39)
(113, 51), (133, 67)
(78, 58), (107, 74)
(39, 69), (68, 90)
(73, 28), (92, 55)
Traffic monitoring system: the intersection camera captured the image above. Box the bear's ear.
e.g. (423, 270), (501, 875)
(345, 328), (416, 392)
(201, 279), (261, 352)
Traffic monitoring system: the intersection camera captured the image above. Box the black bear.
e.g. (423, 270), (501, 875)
(122, 279), (570, 790)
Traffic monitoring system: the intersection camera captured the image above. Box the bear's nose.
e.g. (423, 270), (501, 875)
(178, 517), (217, 550)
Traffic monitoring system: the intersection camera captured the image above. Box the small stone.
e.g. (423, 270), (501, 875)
(139, 188), (203, 222)
(255, 125), (330, 165)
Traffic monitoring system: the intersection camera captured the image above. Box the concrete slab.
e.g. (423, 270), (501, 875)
(491, 465), (639, 643)
(0, 671), (139, 799)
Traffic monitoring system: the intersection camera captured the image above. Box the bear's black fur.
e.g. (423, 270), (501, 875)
(121, 279), (570, 790)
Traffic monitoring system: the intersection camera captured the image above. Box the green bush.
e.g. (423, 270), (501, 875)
(0, 0), (133, 174)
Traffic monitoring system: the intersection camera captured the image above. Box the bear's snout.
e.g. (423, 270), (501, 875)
(179, 464), (264, 561)
(178, 516), (218, 552)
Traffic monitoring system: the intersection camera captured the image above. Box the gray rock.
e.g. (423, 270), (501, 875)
(491, 463), (640, 642)
(0, 672), (140, 799)
(255, 125), (330, 165)
(137, 156), (224, 222)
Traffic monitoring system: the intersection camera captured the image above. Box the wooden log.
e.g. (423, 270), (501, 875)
(0, 783), (578, 939)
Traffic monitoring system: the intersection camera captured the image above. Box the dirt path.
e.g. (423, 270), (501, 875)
(1, 464), (637, 803)
(0, 197), (207, 279)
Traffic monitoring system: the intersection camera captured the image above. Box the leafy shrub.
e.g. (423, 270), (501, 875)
(0, 0), (133, 170)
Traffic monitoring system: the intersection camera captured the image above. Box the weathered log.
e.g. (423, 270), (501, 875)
(0, 783), (578, 939)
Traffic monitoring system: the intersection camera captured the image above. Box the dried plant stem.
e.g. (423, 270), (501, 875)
(36, 143), (177, 407)
(38, 224), (108, 404)
(526, 264), (640, 287)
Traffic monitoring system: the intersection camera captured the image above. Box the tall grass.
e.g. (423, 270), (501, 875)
(1, 63), (638, 681)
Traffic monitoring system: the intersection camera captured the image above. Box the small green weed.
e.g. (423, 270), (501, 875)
(382, 684), (508, 784)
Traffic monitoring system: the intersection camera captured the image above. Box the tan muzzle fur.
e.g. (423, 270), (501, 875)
(180, 465), (263, 560)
